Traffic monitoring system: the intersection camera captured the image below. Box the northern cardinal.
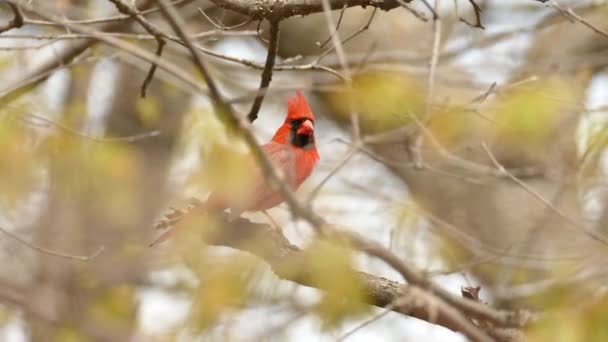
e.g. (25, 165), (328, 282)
(150, 91), (319, 246)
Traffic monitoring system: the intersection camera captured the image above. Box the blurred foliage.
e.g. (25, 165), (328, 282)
(41, 133), (142, 226)
(89, 285), (136, 331)
(528, 296), (608, 342)
(492, 78), (579, 146)
(135, 97), (162, 129)
(426, 106), (473, 148)
(168, 211), (219, 260)
(324, 72), (425, 133)
(0, 308), (12, 328)
(189, 254), (260, 332)
(52, 326), (89, 342)
(199, 143), (254, 208)
(304, 240), (370, 328)
(0, 107), (43, 206)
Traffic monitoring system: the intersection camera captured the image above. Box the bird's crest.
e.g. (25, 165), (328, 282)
(286, 91), (315, 122)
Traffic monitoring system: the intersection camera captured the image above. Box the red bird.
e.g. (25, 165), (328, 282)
(150, 91), (319, 246)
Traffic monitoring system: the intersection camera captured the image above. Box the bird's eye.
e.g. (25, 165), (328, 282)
(291, 119), (304, 126)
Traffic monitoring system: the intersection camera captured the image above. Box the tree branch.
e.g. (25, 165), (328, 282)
(247, 19), (280, 122)
(0, 0), (152, 105)
(0, 2), (23, 34)
(0, 226), (104, 261)
(108, 0), (167, 97)
(209, 0), (404, 20)
(200, 214), (509, 341)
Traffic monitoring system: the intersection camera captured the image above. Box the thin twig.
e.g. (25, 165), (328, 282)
(307, 145), (358, 202)
(396, 0), (428, 21)
(460, 0), (485, 29)
(314, 6), (377, 70)
(419, 0), (439, 20)
(16, 111), (161, 143)
(337, 299), (399, 341)
(410, 0), (442, 168)
(0, 30), (256, 41)
(198, 7), (252, 30)
(22, 0), (192, 26)
(548, 1), (608, 39)
(0, 226), (104, 261)
(481, 142), (608, 246)
(141, 40), (165, 97)
(247, 19), (280, 122)
(4, 1), (207, 97)
(108, 0), (168, 97)
(0, 0), (170, 105)
(317, 4), (348, 48)
(426, 1), (442, 116)
(256, 20), (268, 43)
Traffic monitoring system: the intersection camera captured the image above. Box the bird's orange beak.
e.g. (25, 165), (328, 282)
(297, 119), (314, 135)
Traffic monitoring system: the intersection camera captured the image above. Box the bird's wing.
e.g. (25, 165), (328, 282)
(260, 142), (298, 187)
(242, 142), (297, 211)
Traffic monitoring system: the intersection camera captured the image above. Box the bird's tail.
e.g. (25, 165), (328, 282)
(149, 197), (206, 247)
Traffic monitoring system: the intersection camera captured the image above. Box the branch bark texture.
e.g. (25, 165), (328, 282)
(210, 0), (404, 20)
(203, 214), (526, 341)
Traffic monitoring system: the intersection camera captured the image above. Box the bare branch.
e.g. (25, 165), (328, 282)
(481, 142), (608, 246)
(2, 1), (208, 100)
(247, 20), (280, 122)
(140, 39), (166, 97)
(163, 211), (521, 341)
(317, 4), (348, 48)
(20, 0), (192, 26)
(198, 7), (253, 30)
(16, 110), (161, 143)
(459, 0), (485, 29)
(108, 0), (168, 97)
(396, 0), (428, 22)
(209, 0), (404, 20)
(0, 226), (104, 261)
(548, 1), (608, 39)
(0, 0), (156, 104)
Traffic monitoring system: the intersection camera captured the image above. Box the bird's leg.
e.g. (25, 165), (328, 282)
(262, 210), (281, 232)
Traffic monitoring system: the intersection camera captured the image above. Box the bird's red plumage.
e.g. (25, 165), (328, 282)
(150, 91), (319, 246)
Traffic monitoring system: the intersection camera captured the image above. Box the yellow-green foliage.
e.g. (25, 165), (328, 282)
(89, 285), (137, 331)
(189, 255), (259, 332)
(426, 106), (472, 148)
(326, 72), (425, 133)
(493, 78), (578, 145)
(135, 96), (161, 128)
(305, 240), (370, 328)
(0, 109), (41, 205)
(199, 143), (253, 207)
(528, 296), (608, 342)
(53, 326), (90, 342)
(0, 308), (12, 328)
(42, 133), (141, 226)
